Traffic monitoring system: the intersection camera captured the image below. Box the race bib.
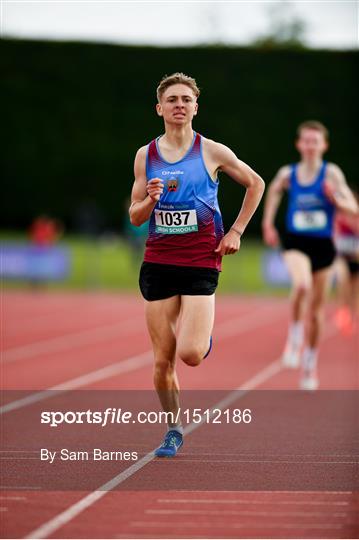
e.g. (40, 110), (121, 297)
(293, 210), (327, 231)
(155, 201), (198, 234)
(335, 235), (359, 256)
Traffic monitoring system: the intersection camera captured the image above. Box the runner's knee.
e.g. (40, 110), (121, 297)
(178, 346), (203, 367)
(293, 281), (311, 299)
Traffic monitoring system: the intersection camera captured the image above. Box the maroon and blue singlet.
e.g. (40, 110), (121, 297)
(144, 132), (224, 270)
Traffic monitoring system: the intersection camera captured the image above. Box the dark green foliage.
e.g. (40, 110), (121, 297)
(1, 39), (358, 233)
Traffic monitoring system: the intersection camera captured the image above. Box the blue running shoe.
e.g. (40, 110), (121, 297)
(203, 336), (213, 359)
(154, 430), (183, 457)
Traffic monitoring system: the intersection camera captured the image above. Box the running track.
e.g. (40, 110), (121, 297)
(1, 291), (358, 539)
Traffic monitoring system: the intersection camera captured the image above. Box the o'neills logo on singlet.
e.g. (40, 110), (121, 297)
(162, 170), (184, 175)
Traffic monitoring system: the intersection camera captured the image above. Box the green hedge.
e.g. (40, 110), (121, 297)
(2, 38), (358, 233)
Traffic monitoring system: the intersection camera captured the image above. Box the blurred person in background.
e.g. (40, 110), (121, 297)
(28, 215), (63, 287)
(29, 215), (62, 246)
(262, 121), (358, 390)
(333, 190), (359, 336)
(129, 72), (264, 457)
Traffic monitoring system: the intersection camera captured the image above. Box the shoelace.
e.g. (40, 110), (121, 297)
(164, 433), (181, 447)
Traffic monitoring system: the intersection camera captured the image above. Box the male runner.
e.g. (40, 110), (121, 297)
(262, 121), (358, 390)
(129, 73), (264, 456)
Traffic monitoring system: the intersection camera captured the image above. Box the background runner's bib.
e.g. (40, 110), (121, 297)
(293, 210), (328, 231)
(334, 213), (359, 258)
(334, 234), (359, 257)
(286, 162), (335, 238)
(144, 132), (224, 270)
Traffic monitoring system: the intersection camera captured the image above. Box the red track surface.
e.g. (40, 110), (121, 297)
(1, 291), (358, 539)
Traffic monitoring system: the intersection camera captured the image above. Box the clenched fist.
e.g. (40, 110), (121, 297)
(147, 178), (164, 202)
(214, 229), (241, 256)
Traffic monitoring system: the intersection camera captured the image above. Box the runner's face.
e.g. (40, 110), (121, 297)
(296, 128), (328, 160)
(156, 84), (198, 125)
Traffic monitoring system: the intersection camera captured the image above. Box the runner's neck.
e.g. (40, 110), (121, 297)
(160, 126), (194, 152)
(297, 158), (324, 185)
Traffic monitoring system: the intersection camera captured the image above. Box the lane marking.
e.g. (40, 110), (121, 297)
(24, 355), (284, 539)
(149, 459), (358, 464)
(1, 305), (283, 415)
(2, 318), (144, 363)
(129, 520), (345, 530)
(145, 508), (349, 517)
(0, 351), (152, 414)
(157, 498), (350, 506)
(2, 302), (265, 363)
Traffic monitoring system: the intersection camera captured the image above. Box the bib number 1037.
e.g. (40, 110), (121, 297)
(157, 210), (190, 227)
(154, 202), (198, 234)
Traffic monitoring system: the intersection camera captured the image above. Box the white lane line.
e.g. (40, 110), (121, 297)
(129, 520), (345, 530)
(24, 354), (284, 540)
(1, 305), (283, 415)
(156, 453), (359, 457)
(150, 459), (357, 464)
(146, 508), (349, 517)
(3, 457), (356, 464)
(0, 351), (153, 414)
(167, 490), (353, 494)
(2, 450), (357, 457)
(1, 317), (143, 363)
(2, 302), (265, 363)
(157, 498), (350, 506)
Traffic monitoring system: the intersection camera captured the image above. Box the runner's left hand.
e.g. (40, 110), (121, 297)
(214, 230), (241, 256)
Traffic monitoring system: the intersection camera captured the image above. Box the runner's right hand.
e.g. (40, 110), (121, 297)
(147, 178), (164, 202)
(262, 223), (280, 247)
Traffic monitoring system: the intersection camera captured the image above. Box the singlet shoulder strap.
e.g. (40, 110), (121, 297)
(317, 160), (327, 184)
(146, 138), (161, 179)
(288, 163), (298, 187)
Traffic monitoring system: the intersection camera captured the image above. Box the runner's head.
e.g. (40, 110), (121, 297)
(156, 73), (199, 125)
(296, 120), (329, 160)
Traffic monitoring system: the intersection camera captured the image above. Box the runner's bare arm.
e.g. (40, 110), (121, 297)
(325, 164), (359, 215)
(217, 143), (265, 233)
(129, 147), (164, 226)
(261, 166), (290, 247)
(206, 141), (265, 255)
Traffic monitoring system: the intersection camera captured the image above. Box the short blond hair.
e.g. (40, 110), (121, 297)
(297, 120), (329, 141)
(156, 72), (200, 102)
